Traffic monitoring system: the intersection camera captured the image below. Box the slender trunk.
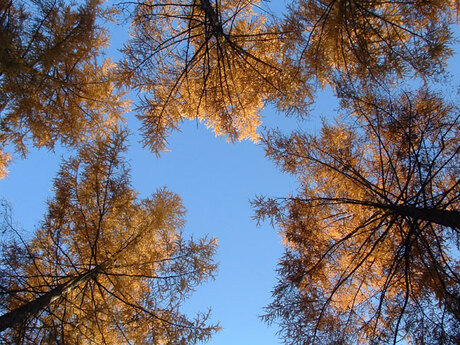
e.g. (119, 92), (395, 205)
(0, 263), (104, 332)
(198, 0), (224, 36)
(357, 199), (460, 229)
(0, 217), (148, 333)
(388, 205), (460, 230)
(305, 197), (460, 229)
(336, 198), (460, 229)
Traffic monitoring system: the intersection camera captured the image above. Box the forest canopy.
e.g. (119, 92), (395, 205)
(0, 131), (219, 343)
(254, 87), (460, 344)
(0, 0), (459, 344)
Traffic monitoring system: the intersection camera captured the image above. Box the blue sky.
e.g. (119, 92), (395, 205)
(0, 85), (341, 343)
(2, 2), (459, 344)
(0, 1), (310, 341)
(0, 89), (338, 344)
(0, 110), (299, 344)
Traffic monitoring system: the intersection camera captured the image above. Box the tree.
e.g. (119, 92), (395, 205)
(282, 0), (458, 87)
(253, 87), (460, 344)
(117, 0), (460, 155)
(119, 0), (310, 154)
(0, 131), (219, 344)
(0, 0), (127, 177)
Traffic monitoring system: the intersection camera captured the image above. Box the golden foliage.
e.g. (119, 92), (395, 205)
(255, 88), (460, 344)
(120, 0), (310, 154)
(0, 0), (128, 177)
(0, 149), (10, 179)
(284, 0), (457, 86)
(0, 131), (219, 344)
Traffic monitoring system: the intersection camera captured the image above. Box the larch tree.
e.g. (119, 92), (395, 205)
(0, 131), (219, 344)
(117, 0), (460, 155)
(283, 0), (458, 87)
(0, 0), (127, 178)
(119, 0), (310, 154)
(253, 87), (460, 344)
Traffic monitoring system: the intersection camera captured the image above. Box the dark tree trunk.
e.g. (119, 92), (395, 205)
(198, 0), (224, 36)
(389, 205), (460, 230)
(338, 198), (460, 229)
(0, 264), (103, 332)
(305, 197), (460, 230)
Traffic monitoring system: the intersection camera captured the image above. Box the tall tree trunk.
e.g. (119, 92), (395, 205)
(0, 226), (145, 333)
(389, 205), (460, 230)
(0, 263), (104, 332)
(358, 200), (460, 229)
(307, 197), (460, 229)
(198, 0), (223, 36)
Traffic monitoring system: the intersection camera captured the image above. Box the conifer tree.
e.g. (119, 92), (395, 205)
(0, 131), (219, 344)
(118, 0), (460, 154)
(119, 0), (310, 154)
(254, 87), (460, 344)
(283, 0), (458, 86)
(0, 0), (127, 177)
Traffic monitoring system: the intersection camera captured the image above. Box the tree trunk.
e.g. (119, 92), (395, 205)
(337, 199), (460, 229)
(0, 264), (104, 332)
(389, 205), (460, 230)
(198, 0), (224, 36)
(306, 197), (460, 230)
